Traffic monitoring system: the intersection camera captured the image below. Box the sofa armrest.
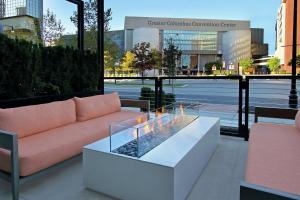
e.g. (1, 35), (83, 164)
(240, 181), (300, 200)
(121, 99), (150, 112)
(0, 130), (19, 200)
(254, 107), (298, 123)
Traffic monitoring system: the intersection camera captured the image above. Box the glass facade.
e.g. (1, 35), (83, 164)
(0, 0), (5, 18)
(163, 30), (218, 51)
(26, 0), (42, 19)
(0, 0), (42, 19)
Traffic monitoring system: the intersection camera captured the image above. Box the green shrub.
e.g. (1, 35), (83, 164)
(213, 70), (221, 75)
(0, 33), (99, 100)
(164, 93), (176, 110)
(140, 87), (176, 111)
(205, 61), (222, 74)
(279, 70), (287, 75)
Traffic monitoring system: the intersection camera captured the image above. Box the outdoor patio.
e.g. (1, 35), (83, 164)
(0, 0), (300, 199)
(0, 136), (248, 200)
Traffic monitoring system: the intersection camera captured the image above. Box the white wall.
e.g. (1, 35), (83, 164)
(133, 28), (160, 50)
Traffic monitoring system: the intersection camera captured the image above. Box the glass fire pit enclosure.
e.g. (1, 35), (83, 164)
(110, 104), (199, 158)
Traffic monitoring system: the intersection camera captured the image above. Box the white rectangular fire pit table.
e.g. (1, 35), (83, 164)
(83, 116), (220, 200)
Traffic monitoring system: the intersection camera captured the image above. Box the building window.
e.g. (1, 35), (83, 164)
(0, 0), (42, 19)
(163, 30), (218, 51)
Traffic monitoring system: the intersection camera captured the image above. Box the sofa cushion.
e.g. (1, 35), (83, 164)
(0, 110), (147, 176)
(246, 123), (300, 196)
(295, 110), (300, 130)
(0, 100), (76, 138)
(75, 93), (121, 122)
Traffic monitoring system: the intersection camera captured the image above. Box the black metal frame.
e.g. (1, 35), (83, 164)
(254, 107), (298, 123)
(66, 0), (84, 51)
(97, 0), (105, 93)
(240, 181), (300, 200)
(0, 131), (19, 200)
(243, 75), (300, 140)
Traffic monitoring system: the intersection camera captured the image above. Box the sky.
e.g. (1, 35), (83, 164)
(44, 0), (281, 54)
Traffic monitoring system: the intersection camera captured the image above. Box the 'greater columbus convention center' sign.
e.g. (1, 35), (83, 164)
(125, 17), (250, 31)
(147, 20), (237, 28)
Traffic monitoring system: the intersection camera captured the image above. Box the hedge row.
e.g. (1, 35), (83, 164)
(0, 34), (99, 100)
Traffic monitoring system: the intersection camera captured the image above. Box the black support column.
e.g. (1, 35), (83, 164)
(78, 0), (84, 51)
(97, 0), (105, 93)
(66, 0), (84, 51)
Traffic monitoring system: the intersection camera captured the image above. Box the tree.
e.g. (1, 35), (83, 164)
(162, 39), (182, 79)
(120, 51), (136, 74)
(152, 48), (163, 76)
(205, 61), (222, 74)
(288, 55), (300, 67)
(132, 42), (155, 84)
(43, 9), (65, 46)
(239, 58), (254, 71)
(267, 57), (281, 73)
(70, 0), (113, 52)
(104, 38), (120, 82)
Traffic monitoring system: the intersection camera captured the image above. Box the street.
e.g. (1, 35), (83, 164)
(105, 79), (299, 108)
(105, 79), (299, 127)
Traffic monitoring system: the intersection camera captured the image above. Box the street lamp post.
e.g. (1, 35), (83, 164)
(289, 0), (298, 108)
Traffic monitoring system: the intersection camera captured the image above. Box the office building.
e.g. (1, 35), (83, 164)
(0, 0), (42, 20)
(112, 16), (268, 72)
(275, 1), (286, 65)
(275, 0), (300, 71)
(0, 0), (5, 18)
(0, 0), (43, 42)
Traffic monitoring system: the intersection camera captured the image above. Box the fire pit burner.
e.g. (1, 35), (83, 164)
(110, 114), (198, 158)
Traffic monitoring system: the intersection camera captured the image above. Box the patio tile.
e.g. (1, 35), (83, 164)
(0, 179), (10, 195)
(0, 136), (248, 200)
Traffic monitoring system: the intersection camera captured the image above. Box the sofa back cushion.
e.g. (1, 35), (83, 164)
(0, 99), (76, 138)
(74, 93), (121, 122)
(295, 110), (300, 130)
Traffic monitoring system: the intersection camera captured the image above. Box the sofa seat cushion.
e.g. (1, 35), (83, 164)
(0, 100), (76, 138)
(75, 93), (121, 122)
(246, 123), (300, 196)
(295, 110), (300, 130)
(0, 110), (146, 176)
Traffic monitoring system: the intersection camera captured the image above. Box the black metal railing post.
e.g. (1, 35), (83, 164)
(155, 77), (163, 110)
(238, 76), (243, 137)
(155, 77), (159, 110)
(244, 77), (250, 141)
(289, 0), (298, 108)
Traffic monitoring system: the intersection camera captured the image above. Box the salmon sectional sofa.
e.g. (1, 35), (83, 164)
(0, 93), (149, 200)
(240, 107), (300, 200)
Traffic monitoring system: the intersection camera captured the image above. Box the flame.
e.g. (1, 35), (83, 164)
(143, 124), (151, 134)
(155, 110), (162, 117)
(136, 117), (143, 124)
(151, 122), (155, 132)
(157, 118), (163, 129)
(155, 107), (166, 117)
(180, 104), (184, 116)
